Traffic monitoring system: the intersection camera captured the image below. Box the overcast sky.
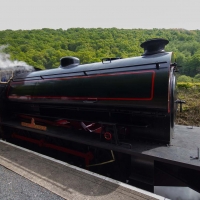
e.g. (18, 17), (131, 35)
(0, 0), (199, 30)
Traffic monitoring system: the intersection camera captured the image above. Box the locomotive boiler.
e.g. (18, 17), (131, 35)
(0, 38), (177, 144)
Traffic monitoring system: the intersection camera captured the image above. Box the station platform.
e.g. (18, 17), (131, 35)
(0, 140), (166, 200)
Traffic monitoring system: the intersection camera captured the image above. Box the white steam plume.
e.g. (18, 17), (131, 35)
(0, 45), (34, 72)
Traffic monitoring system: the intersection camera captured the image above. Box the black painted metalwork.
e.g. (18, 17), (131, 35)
(1, 38), (177, 144)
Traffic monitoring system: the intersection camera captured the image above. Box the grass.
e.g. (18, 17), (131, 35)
(175, 86), (200, 127)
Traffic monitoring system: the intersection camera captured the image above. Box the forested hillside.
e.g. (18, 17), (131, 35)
(0, 28), (200, 76)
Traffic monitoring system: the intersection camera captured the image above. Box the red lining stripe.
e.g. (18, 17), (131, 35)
(8, 96), (153, 101)
(11, 70), (155, 83)
(8, 70), (155, 101)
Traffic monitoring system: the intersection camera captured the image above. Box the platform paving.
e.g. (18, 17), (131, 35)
(0, 165), (64, 200)
(0, 140), (165, 200)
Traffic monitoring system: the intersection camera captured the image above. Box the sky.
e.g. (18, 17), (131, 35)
(0, 0), (200, 30)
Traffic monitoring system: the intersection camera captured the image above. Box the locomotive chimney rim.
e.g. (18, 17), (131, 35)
(140, 38), (169, 56)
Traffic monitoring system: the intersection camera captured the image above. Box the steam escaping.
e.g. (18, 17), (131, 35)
(0, 45), (34, 73)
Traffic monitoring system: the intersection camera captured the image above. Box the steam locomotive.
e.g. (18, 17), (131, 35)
(0, 38), (177, 145)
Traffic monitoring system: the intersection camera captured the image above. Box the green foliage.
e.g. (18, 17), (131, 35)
(177, 82), (200, 89)
(176, 87), (200, 126)
(1, 28), (200, 73)
(177, 75), (193, 82)
(194, 74), (200, 80)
